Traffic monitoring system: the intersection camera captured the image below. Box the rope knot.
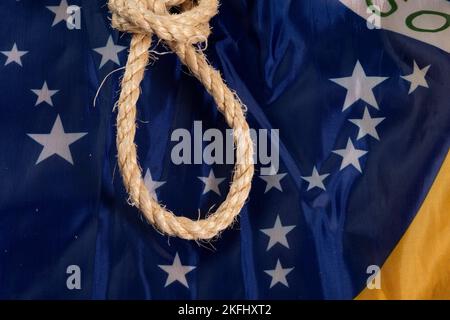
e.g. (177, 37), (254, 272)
(108, 0), (218, 45)
(108, 0), (254, 240)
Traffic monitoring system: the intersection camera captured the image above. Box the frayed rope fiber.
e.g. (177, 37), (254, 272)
(108, 0), (254, 240)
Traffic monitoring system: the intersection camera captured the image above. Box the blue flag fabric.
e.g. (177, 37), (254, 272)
(0, 0), (449, 299)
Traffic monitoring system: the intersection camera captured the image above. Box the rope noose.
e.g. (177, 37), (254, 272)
(108, 0), (254, 240)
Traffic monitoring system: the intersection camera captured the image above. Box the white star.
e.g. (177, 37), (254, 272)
(1, 43), (28, 66)
(259, 172), (287, 193)
(27, 115), (87, 165)
(349, 107), (385, 140)
(332, 138), (368, 173)
(158, 253), (196, 288)
(260, 215), (295, 251)
(31, 82), (59, 106)
(401, 61), (430, 94)
(46, 0), (70, 27)
(330, 61), (388, 110)
(301, 166), (329, 191)
(198, 169), (225, 196)
(143, 169), (166, 201)
(264, 259), (294, 289)
(93, 36), (126, 68)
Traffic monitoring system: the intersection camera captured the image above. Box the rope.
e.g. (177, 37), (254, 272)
(108, 0), (254, 240)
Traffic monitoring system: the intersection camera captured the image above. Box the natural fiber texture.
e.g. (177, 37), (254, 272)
(108, 0), (254, 240)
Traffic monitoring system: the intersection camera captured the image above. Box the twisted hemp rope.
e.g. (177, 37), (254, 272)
(108, 0), (254, 240)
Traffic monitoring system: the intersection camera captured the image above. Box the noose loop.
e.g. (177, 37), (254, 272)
(108, 0), (254, 240)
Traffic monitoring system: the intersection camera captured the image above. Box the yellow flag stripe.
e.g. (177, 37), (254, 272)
(356, 150), (450, 300)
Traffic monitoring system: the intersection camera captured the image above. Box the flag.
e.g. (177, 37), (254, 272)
(0, 0), (448, 299)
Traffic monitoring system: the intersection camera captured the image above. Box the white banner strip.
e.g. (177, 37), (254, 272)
(340, 0), (450, 53)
